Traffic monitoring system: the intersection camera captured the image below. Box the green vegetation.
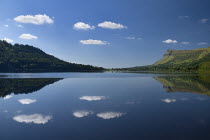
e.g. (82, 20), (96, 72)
(0, 40), (104, 72)
(121, 47), (210, 72)
(0, 78), (62, 97)
(155, 75), (210, 96)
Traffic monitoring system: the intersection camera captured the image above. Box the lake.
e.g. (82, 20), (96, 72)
(0, 72), (210, 140)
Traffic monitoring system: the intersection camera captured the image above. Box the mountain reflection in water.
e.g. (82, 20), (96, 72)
(155, 75), (210, 95)
(0, 73), (210, 140)
(0, 78), (63, 98)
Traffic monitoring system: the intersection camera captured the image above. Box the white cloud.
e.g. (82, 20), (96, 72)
(19, 34), (38, 40)
(17, 24), (23, 28)
(14, 14), (54, 25)
(13, 114), (52, 124)
(4, 25), (9, 27)
(98, 21), (127, 29)
(162, 39), (178, 44)
(181, 42), (190, 45)
(73, 111), (93, 118)
(73, 22), (95, 30)
(18, 99), (37, 104)
(125, 37), (142, 40)
(126, 37), (135, 40)
(79, 96), (106, 101)
(2, 37), (13, 43)
(200, 18), (208, 23)
(161, 98), (176, 103)
(97, 112), (124, 119)
(198, 42), (208, 45)
(178, 16), (189, 19)
(80, 39), (108, 45)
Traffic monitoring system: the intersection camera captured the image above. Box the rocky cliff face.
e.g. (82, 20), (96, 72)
(163, 50), (174, 56)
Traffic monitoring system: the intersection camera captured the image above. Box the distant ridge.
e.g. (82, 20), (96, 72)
(122, 47), (210, 71)
(0, 40), (104, 72)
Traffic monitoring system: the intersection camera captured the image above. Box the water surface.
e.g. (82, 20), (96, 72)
(1, 72), (210, 140)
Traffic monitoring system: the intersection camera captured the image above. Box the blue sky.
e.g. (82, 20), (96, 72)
(0, 0), (210, 68)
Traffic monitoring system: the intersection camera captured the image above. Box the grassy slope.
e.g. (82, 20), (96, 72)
(154, 47), (210, 66)
(122, 47), (210, 72)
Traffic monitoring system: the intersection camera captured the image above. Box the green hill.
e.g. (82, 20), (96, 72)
(0, 40), (104, 72)
(123, 47), (210, 72)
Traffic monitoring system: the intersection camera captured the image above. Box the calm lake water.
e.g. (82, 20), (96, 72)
(0, 72), (210, 140)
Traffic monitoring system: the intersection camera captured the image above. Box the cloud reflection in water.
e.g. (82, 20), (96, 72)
(97, 112), (124, 119)
(13, 114), (52, 124)
(161, 98), (176, 103)
(3, 95), (13, 100)
(73, 111), (93, 118)
(79, 96), (106, 101)
(18, 99), (37, 104)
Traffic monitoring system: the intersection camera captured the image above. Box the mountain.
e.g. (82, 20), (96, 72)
(0, 40), (104, 72)
(123, 47), (210, 72)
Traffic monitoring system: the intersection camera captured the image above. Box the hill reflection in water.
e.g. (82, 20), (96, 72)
(155, 75), (210, 95)
(0, 78), (63, 98)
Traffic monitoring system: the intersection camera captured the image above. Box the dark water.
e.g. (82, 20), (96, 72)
(0, 72), (210, 140)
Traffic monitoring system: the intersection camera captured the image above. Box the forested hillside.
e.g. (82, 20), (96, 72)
(0, 40), (104, 72)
